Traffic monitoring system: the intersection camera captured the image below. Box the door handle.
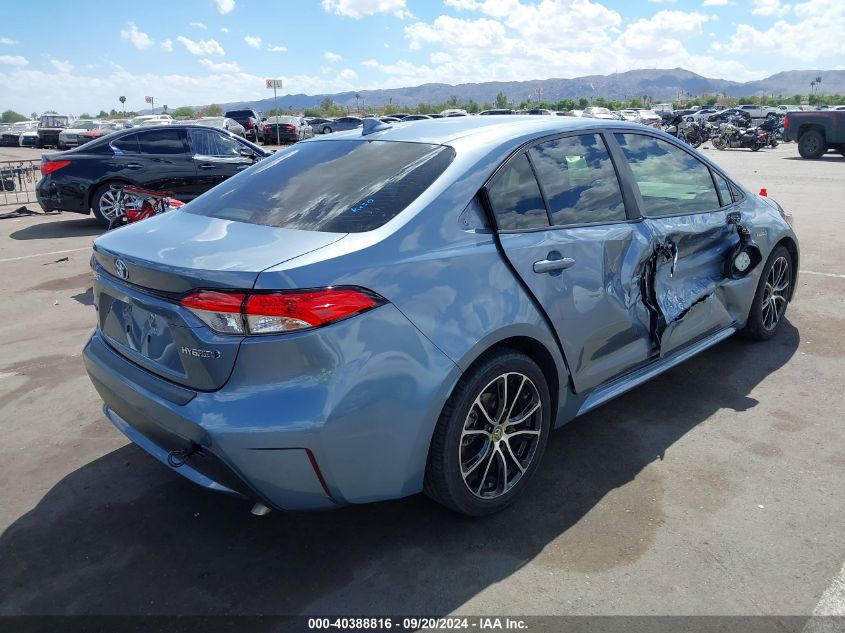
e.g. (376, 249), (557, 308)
(125, 163), (143, 169)
(533, 257), (575, 274)
(198, 163), (215, 169)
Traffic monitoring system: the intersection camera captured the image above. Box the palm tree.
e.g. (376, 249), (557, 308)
(815, 75), (822, 94)
(810, 81), (816, 95)
(355, 92), (360, 114)
(119, 95), (126, 114)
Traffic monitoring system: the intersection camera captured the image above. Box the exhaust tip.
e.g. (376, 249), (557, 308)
(251, 502), (272, 516)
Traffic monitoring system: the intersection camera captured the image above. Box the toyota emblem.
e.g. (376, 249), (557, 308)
(114, 258), (128, 280)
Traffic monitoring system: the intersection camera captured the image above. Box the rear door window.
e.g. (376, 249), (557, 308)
(712, 171), (733, 207)
(111, 133), (139, 154)
(614, 133), (720, 216)
(188, 128), (242, 157)
(184, 140), (455, 233)
(137, 129), (187, 155)
(486, 153), (549, 230)
(528, 133), (626, 226)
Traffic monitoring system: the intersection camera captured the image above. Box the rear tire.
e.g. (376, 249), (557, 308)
(424, 350), (551, 516)
(798, 130), (826, 159)
(741, 245), (793, 341)
(91, 182), (133, 228)
(321, 126), (332, 134)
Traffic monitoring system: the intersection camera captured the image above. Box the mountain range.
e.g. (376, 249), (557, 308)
(166, 68), (845, 114)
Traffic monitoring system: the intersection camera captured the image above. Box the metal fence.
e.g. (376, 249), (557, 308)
(0, 159), (40, 208)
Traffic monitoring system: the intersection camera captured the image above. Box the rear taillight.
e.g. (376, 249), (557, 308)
(783, 115), (789, 129)
(41, 160), (70, 175)
(263, 124), (270, 133)
(180, 288), (385, 335)
(246, 120), (254, 129)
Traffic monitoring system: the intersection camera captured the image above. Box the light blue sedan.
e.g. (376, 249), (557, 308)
(84, 116), (798, 516)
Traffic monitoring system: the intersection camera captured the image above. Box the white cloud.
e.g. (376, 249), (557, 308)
(190, 22), (208, 29)
(199, 58), (241, 72)
(648, 0), (677, 3)
(244, 35), (262, 48)
(0, 37), (17, 45)
(50, 59), (74, 73)
(323, 51), (343, 62)
(120, 22), (153, 50)
(220, 27), (230, 33)
(751, 0), (791, 16)
(339, 68), (359, 80)
(702, 0), (732, 5)
(161, 39), (173, 52)
(321, 0), (410, 19)
(719, 0), (844, 60)
(439, 0), (622, 50)
(214, 0), (235, 14)
(177, 36), (226, 56)
(0, 55), (28, 67)
(269, 45), (288, 52)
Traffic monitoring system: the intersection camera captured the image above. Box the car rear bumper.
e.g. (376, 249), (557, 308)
(82, 302), (460, 511)
(36, 177), (88, 213)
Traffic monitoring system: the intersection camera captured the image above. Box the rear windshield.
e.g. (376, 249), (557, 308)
(184, 140), (455, 233)
(40, 116), (70, 128)
(225, 110), (253, 118)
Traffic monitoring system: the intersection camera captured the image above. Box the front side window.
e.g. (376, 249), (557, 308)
(528, 134), (626, 226)
(189, 128), (242, 157)
(184, 140), (455, 233)
(614, 133), (719, 216)
(487, 153), (549, 231)
(137, 129), (186, 155)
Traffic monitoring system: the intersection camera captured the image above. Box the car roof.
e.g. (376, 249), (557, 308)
(310, 115), (647, 148)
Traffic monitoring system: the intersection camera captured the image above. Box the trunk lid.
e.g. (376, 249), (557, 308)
(92, 211), (345, 390)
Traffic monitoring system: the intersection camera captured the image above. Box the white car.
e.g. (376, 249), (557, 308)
(128, 114), (174, 127)
(582, 106), (615, 120)
(58, 120), (98, 149)
(635, 109), (662, 127)
(738, 104), (777, 119)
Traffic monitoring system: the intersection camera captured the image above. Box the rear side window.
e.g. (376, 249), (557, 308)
(528, 134), (626, 226)
(189, 128), (242, 157)
(137, 129), (186, 155)
(712, 171), (733, 207)
(184, 140), (455, 233)
(111, 133), (139, 154)
(487, 153), (549, 230)
(614, 133), (719, 216)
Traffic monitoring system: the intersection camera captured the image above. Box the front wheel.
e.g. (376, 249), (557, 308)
(424, 350), (551, 516)
(751, 142), (762, 151)
(321, 126), (332, 134)
(741, 245), (793, 341)
(712, 137), (727, 150)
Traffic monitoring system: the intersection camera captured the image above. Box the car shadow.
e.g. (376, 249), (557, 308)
(0, 322), (799, 616)
(9, 217), (103, 240)
(783, 155), (845, 162)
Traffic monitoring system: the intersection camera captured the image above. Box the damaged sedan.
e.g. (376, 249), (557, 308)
(83, 116), (798, 517)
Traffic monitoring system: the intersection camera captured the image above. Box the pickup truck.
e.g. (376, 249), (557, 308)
(784, 110), (845, 159)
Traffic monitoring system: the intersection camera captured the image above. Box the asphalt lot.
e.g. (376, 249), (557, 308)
(0, 140), (843, 618)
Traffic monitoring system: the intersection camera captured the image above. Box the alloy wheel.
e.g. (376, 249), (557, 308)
(98, 189), (138, 221)
(762, 256), (790, 331)
(459, 372), (543, 500)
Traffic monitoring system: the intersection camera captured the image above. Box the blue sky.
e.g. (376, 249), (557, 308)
(1, 0), (842, 115)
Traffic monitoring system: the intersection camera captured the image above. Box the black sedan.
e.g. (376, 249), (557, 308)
(36, 125), (270, 227)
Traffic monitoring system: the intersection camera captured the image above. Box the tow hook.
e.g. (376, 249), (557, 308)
(167, 444), (200, 468)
